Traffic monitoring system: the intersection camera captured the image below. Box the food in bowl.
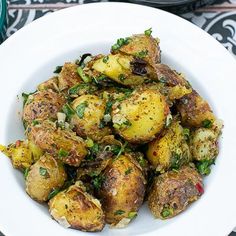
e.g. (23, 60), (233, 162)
(0, 28), (223, 232)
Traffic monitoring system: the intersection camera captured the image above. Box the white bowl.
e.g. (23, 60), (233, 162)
(0, 2), (236, 236)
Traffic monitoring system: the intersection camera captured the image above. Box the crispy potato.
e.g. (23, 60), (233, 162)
(148, 166), (203, 219)
(190, 120), (223, 161)
(112, 88), (169, 143)
(0, 140), (43, 170)
(37, 76), (59, 91)
(113, 34), (161, 66)
(146, 119), (191, 172)
(177, 90), (215, 127)
(49, 181), (105, 232)
(26, 120), (87, 167)
(70, 95), (111, 141)
(26, 154), (66, 202)
(23, 90), (66, 125)
(92, 54), (146, 86)
(58, 63), (82, 91)
(98, 154), (146, 227)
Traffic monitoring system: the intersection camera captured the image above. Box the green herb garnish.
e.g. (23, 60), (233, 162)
(58, 148), (69, 158)
(144, 28), (152, 36)
(183, 128), (190, 141)
(77, 66), (91, 83)
(48, 188), (60, 200)
(62, 103), (75, 120)
(103, 56), (109, 63)
(125, 167), (132, 175)
(118, 74), (126, 82)
(135, 50), (148, 58)
(161, 208), (171, 218)
(171, 153), (181, 170)
(24, 167), (30, 179)
(114, 210), (125, 215)
(202, 119), (213, 128)
(128, 211), (137, 219)
(39, 167), (48, 177)
(53, 65), (63, 73)
(196, 159), (215, 175)
(92, 175), (105, 190)
(111, 37), (131, 51)
(32, 120), (39, 126)
(22, 91), (36, 106)
(76, 102), (88, 119)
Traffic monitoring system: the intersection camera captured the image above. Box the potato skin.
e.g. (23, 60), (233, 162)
(26, 154), (66, 202)
(177, 90), (215, 127)
(37, 76), (59, 92)
(70, 95), (111, 141)
(148, 166), (203, 219)
(116, 34), (161, 66)
(112, 88), (169, 143)
(49, 181), (105, 232)
(58, 63), (82, 91)
(98, 154), (146, 226)
(146, 120), (191, 172)
(26, 120), (87, 166)
(23, 90), (65, 125)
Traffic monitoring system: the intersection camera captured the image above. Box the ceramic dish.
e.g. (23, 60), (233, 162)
(0, 2), (236, 236)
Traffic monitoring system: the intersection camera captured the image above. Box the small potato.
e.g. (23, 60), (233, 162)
(49, 181), (105, 232)
(37, 76), (59, 92)
(112, 88), (169, 143)
(113, 34), (161, 66)
(92, 54), (146, 86)
(26, 120), (87, 167)
(58, 63), (82, 91)
(70, 95), (111, 141)
(148, 166), (203, 219)
(98, 154), (146, 227)
(26, 154), (67, 202)
(177, 90), (215, 127)
(146, 119), (191, 172)
(23, 90), (66, 125)
(190, 126), (221, 161)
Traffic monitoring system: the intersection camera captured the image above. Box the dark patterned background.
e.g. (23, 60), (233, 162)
(1, 0), (236, 235)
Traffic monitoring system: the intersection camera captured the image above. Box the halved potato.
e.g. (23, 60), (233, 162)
(177, 90), (215, 127)
(112, 88), (169, 143)
(26, 154), (67, 202)
(98, 154), (146, 227)
(70, 95), (111, 141)
(146, 119), (191, 172)
(26, 120), (87, 167)
(49, 181), (105, 232)
(37, 76), (59, 91)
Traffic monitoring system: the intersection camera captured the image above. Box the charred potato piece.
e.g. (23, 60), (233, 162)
(23, 90), (66, 125)
(26, 120), (87, 166)
(112, 88), (169, 143)
(26, 154), (66, 202)
(99, 154), (146, 227)
(58, 63), (82, 91)
(37, 76), (59, 91)
(49, 181), (105, 232)
(70, 95), (111, 141)
(177, 90), (215, 127)
(114, 34), (161, 66)
(148, 165), (203, 219)
(146, 120), (191, 172)
(190, 120), (223, 161)
(0, 140), (43, 170)
(92, 54), (146, 86)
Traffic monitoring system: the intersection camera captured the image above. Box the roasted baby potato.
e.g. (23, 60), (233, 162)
(49, 181), (105, 232)
(112, 88), (169, 143)
(37, 76), (59, 91)
(148, 165), (203, 219)
(177, 90), (215, 127)
(58, 62), (82, 91)
(0, 140), (43, 170)
(26, 120), (87, 166)
(146, 119), (191, 172)
(112, 34), (161, 66)
(190, 119), (223, 161)
(26, 154), (67, 202)
(70, 95), (111, 141)
(23, 90), (66, 126)
(98, 154), (146, 227)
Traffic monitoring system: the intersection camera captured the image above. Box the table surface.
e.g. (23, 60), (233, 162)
(1, 0), (236, 235)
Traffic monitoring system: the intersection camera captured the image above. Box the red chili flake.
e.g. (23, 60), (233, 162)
(153, 151), (157, 156)
(15, 140), (21, 147)
(195, 183), (204, 194)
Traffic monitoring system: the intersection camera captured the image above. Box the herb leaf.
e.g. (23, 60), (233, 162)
(24, 167), (30, 179)
(103, 56), (109, 63)
(111, 37), (131, 51)
(114, 210), (125, 215)
(53, 66), (63, 73)
(62, 103), (75, 120)
(92, 175), (105, 190)
(144, 28), (152, 36)
(125, 167), (132, 175)
(196, 159), (215, 175)
(76, 102), (88, 119)
(202, 119), (213, 128)
(58, 148), (69, 158)
(135, 50), (148, 58)
(77, 67), (91, 83)
(39, 167), (48, 177)
(48, 188), (60, 200)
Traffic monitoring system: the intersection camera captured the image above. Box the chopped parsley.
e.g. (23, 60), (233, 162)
(171, 153), (181, 170)
(125, 167), (132, 175)
(92, 175), (105, 190)
(118, 74), (126, 82)
(183, 128), (190, 141)
(48, 188), (60, 200)
(196, 159), (215, 175)
(144, 28), (152, 36)
(128, 211), (137, 219)
(32, 120), (39, 126)
(114, 210), (125, 215)
(76, 101), (88, 119)
(111, 37), (131, 51)
(39, 167), (49, 177)
(22, 91), (36, 106)
(58, 148), (69, 158)
(77, 66), (91, 83)
(62, 103), (75, 120)
(103, 56), (109, 63)
(161, 208), (172, 218)
(53, 65), (63, 73)
(24, 167), (30, 179)
(135, 50), (148, 58)
(202, 119), (213, 128)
